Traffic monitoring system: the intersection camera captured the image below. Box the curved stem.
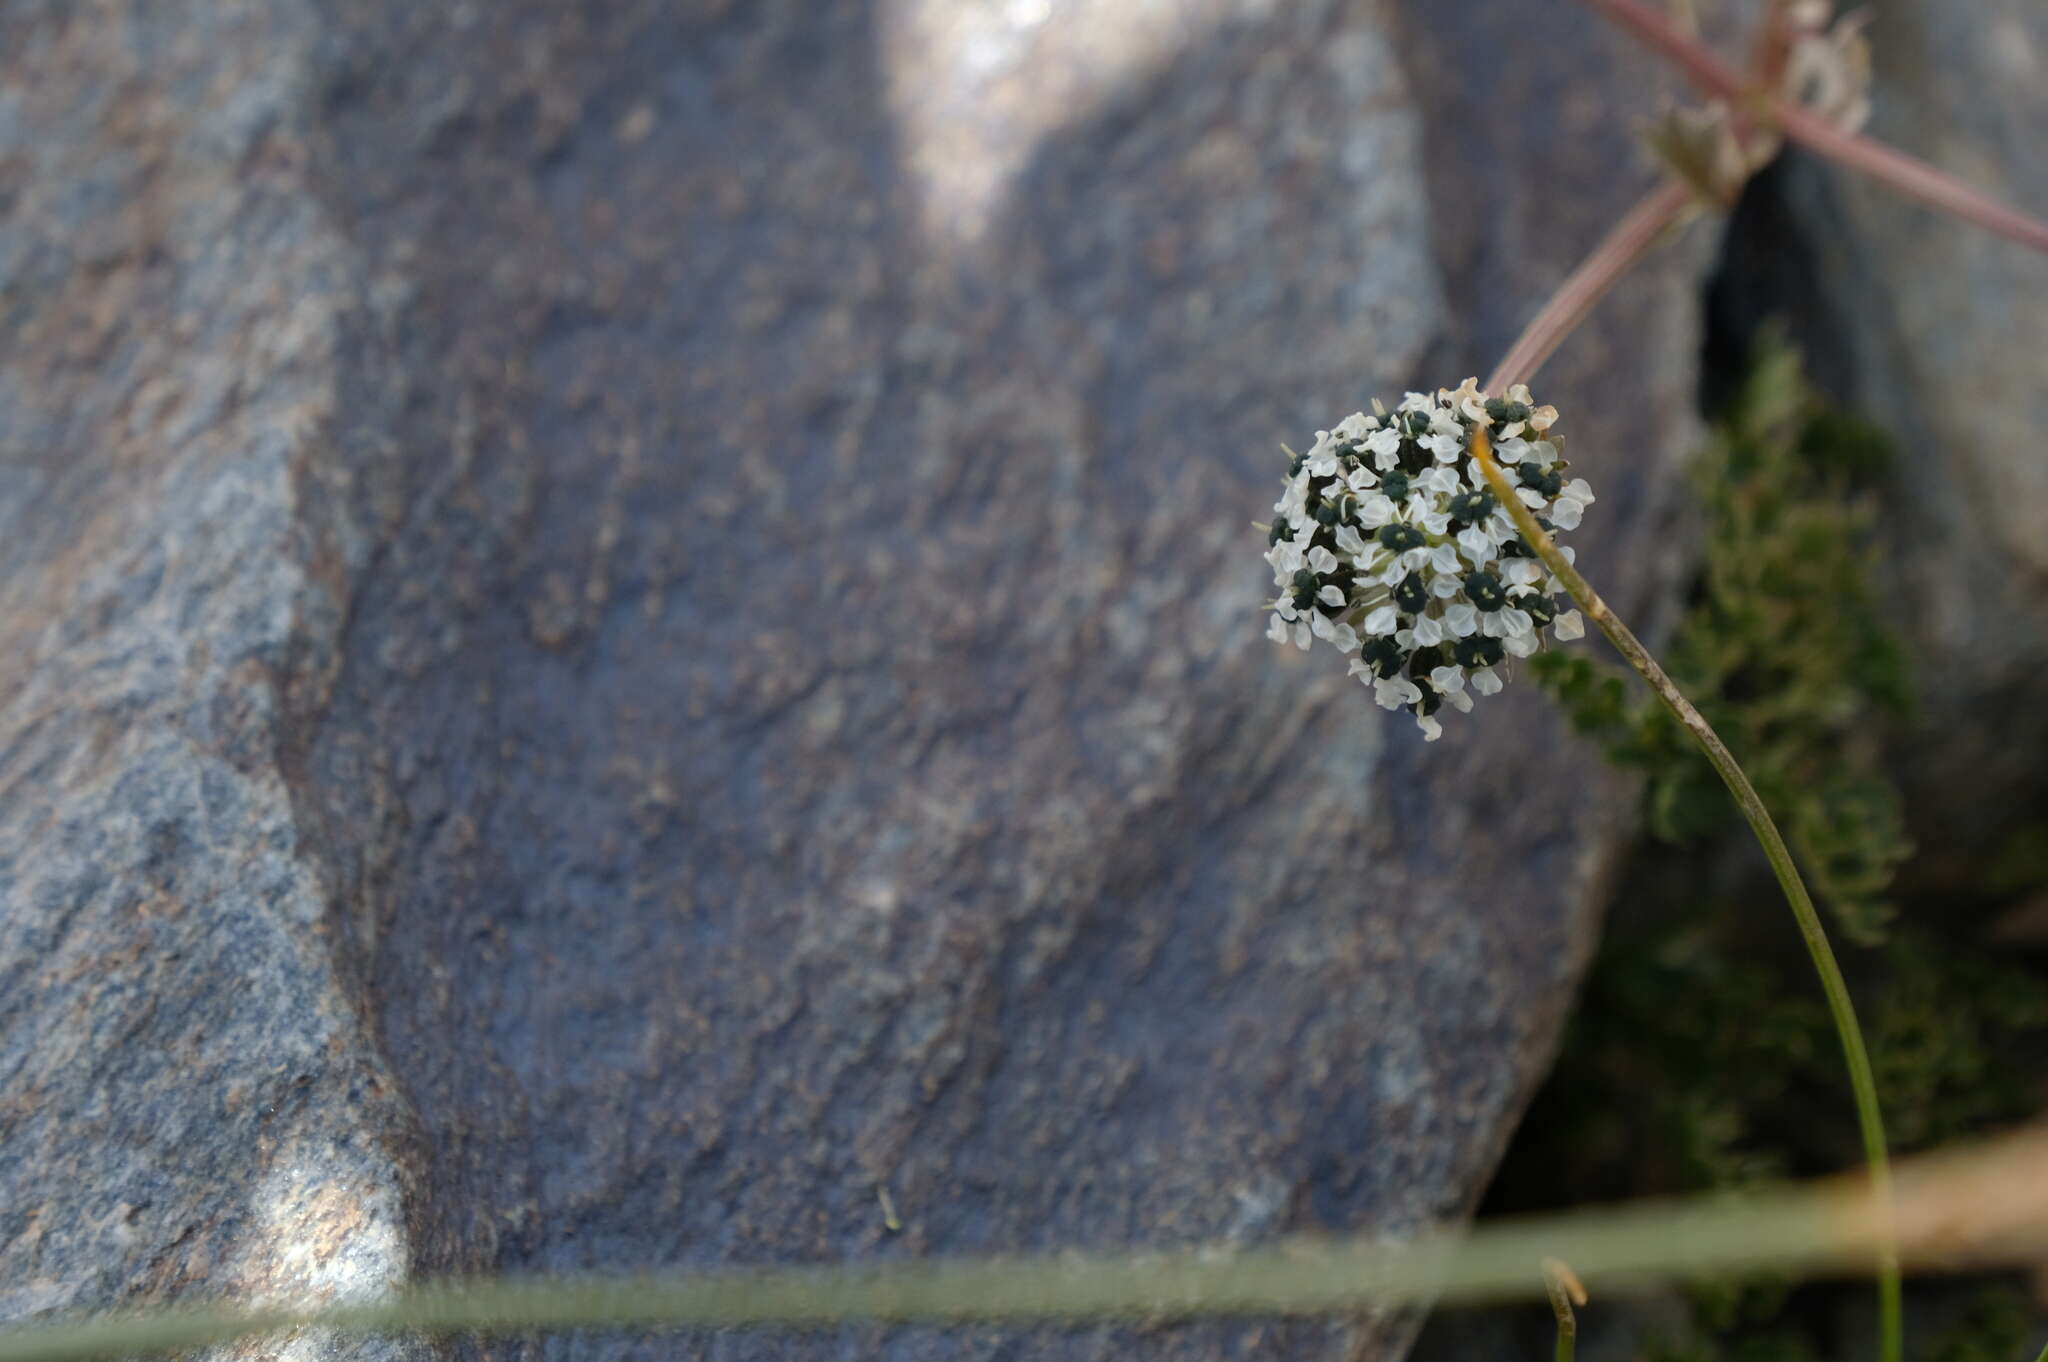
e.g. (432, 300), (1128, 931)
(1469, 426), (1901, 1362)
(1484, 181), (1695, 395)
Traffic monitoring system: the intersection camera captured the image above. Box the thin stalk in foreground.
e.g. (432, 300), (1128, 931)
(6, 1124), (2047, 1362)
(1576, 0), (2048, 256)
(1468, 424), (1902, 1362)
(1483, 180), (1695, 395)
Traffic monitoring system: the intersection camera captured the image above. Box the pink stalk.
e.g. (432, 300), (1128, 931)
(1578, 0), (2048, 257)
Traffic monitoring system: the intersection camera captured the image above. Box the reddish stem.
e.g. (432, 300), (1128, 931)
(1485, 180), (1694, 394)
(1578, 0), (2048, 257)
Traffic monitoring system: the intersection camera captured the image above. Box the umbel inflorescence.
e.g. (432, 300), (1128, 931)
(1262, 378), (1592, 739)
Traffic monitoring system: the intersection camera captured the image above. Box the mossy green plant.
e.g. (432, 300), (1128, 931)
(1531, 337), (1910, 944)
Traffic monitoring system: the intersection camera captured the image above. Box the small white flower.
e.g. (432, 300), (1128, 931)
(1365, 426), (1402, 461)
(1357, 493), (1397, 528)
(1374, 675), (1422, 710)
(1422, 432), (1461, 463)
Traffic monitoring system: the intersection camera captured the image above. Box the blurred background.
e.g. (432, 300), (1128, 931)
(0, 2), (2042, 1361)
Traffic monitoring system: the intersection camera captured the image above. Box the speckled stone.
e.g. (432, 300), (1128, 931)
(0, 3), (1708, 1360)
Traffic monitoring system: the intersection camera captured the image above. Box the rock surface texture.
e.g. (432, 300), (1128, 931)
(0, 3), (1706, 1360)
(1711, 0), (2048, 893)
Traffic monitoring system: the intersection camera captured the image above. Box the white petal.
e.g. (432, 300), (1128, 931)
(1413, 614), (1445, 646)
(1331, 623), (1360, 651)
(1294, 620), (1313, 651)
(1276, 598), (1298, 621)
(1444, 602), (1478, 636)
(1415, 713), (1444, 741)
(1318, 584), (1347, 608)
(1504, 559), (1544, 588)
(1311, 612), (1335, 640)
(1504, 631), (1538, 658)
(1516, 486), (1548, 509)
(1553, 609), (1585, 641)
(1306, 451), (1339, 476)
(1563, 477), (1595, 504)
(1366, 427), (1402, 458)
(1430, 571), (1461, 599)
(1417, 510), (1452, 536)
(1307, 546), (1339, 575)
(1373, 676), (1420, 711)
(1429, 664), (1466, 694)
(1500, 607), (1534, 638)
(1429, 543), (1463, 574)
(1364, 605), (1400, 636)
(1334, 524), (1368, 557)
(1446, 689), (1474, 712)
(1529, 440), (1560, 466)
(1358, 494), (1397, 528)
(1470, 666), (1504, 696)
(1267, 613), (1290, 644)
(1549, 499), (1583, 531)
(1456, 526), (1495, 565)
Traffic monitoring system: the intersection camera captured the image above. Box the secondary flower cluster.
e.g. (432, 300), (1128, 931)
(1262, 378), (1592, 740)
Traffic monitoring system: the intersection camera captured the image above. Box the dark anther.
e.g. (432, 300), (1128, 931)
(1362, 637), (1407, 679)
(1454, 635), (1504, 668)
(1463, 570), (1507, 612)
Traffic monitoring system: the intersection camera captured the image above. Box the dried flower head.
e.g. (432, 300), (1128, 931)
(1261, 378), (1591, 740)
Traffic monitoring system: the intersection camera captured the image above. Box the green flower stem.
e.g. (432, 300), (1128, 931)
(1544, 1259), (1582, 1362)
(1470, 425), (1901, 1362)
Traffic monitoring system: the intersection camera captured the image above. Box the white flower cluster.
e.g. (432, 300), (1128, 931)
(1262, 378), (1593, 740)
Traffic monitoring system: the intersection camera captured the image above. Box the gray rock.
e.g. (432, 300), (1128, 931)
(0, 3), (1708, 1360)
(1717, 0), (2048, 893)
